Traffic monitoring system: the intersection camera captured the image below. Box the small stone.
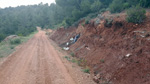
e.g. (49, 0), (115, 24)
(66, 42), (69, 46)
(93, 76), (99, 83)
(140, 35), (145, 38)
(70, 38), (74, 41)
(63, 47), (69, 51)
(126, 54), (132, 57)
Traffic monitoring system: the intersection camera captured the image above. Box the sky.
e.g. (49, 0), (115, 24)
(0, 0), (55, 8)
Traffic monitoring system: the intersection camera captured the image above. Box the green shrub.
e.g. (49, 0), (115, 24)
(64, 56), (69, 59)
(17, 33), (23, 36)
(100, 8), (106, 13)
(139, 0), (150, 8)
(87, 13), (98, 19)
(77, 60), (81, 66)
(126, 6), (146, 23)
(85, 20), (89, 24)
(104, 19), (113, 27)
(71, 59), (76, 63)
(109, 0), (124, 13)
(10, 38), (21, 45)
(0, 55), (4, 58)
(83, 67), (90, 73)
(100, 59), (105, 63)
(0, 34), (6, 42)
(70, 52), (75, 57)
(81, 23), (85, 26)
(10, 46), (14, 49)
(123, 2), (130, 9)
(64, 56), (71, 61)
(90, 0), (102, 12)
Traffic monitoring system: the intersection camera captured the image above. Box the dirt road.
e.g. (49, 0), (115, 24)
(0, 30), (95, 84)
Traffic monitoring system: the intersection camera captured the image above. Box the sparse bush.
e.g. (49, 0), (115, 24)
(100, 8), (106, 13)
(104, 19), (113, 27)
(81, 23), (85, 26)
(71, 59), (76, 63)
(17, 33), (23, 36)
(64, 56), (71, 61)
(10, 38), (21, 45)
(10, 46), (14, 49)
(90, 0), (102, 12)
(83, 67), (90, 73)
(0, 55), (4, 58)
(139, 0), (150, 8)
(85, 20), (89, 24)
(77, 59), (87, 66)
(123, 2), (130, 9)
(126, 6), (146, 23)
(0, 34), (6, 42)
(70, 52), (75, 57)
(77, 60), (81, 66)
(87, 13), (98, 19)
(72, 20), (80, 27)
(100, 59), (105, 63)
(109, 0), (124, 13)
(61, 19), (69, 28)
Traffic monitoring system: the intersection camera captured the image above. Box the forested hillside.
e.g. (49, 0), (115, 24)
(0, 3), (50, 41)
(0, 0), (150, 41)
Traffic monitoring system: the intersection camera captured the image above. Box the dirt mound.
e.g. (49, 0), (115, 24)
(50, 11), (150, 84)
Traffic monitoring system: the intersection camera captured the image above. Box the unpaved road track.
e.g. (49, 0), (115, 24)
(0, 30), (87, 84)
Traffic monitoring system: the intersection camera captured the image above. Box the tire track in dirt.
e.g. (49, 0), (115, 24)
(0, 30), (77, 84)
(0, 30), (96, 84)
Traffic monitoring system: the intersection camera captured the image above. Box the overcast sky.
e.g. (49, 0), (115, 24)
(0, 0), (55, 8)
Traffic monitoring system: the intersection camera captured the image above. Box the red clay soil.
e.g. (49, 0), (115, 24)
(50, 11), (150, 84)
(50, 27), (77, 46)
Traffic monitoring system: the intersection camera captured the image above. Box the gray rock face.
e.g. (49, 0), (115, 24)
(4, 35), (18, 42)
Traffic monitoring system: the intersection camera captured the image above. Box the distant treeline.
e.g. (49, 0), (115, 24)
(0, 0), (150, 41)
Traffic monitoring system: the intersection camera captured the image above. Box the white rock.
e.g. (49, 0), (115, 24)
(70, 38), (74, 41)
(86, 47), (90, 50)
(140, 35), (145, 38)
(63, 47), (69, 51)
(66, 42), (69, 46)
(4, 35), (18, 42)
(126, 54), (131, 57)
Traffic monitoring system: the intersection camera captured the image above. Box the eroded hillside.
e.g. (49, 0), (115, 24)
(50, 11), (150, 84)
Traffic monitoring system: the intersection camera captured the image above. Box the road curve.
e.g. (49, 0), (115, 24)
(0, 30), (76, 84)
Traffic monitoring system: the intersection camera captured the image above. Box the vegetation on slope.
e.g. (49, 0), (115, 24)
(0, 31), (37, 58)
(0, 0), (150, 41)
